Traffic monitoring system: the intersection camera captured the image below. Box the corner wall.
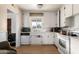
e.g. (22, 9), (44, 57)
(0, 4), (22, 47)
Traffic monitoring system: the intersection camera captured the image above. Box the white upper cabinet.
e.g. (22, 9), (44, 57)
(64, 4), (79, 17)
(59, 4), (79, 27)
(73, 4), (79, 15)
(60, 6), (66, 27)
(64, 4), (73, 18)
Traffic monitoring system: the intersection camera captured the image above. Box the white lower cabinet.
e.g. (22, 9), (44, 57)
(42, 33), (49, 44)
(21, 32), (54, 45)
(42, 33), (54, 44)
(21, 35), (30, 44)
(54, 33), (59, 47)
(47, 33), (54, 44)
(71, 37), (79, 54)
(30, 35), (42, 45)
(30, 33), (54, 45)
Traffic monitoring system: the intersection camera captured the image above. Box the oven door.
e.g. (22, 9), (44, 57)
(58, 38), (67, 54)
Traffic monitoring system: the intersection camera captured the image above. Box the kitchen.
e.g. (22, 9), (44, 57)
(18, 4), (79, 54)
(0, 4), (79, 54)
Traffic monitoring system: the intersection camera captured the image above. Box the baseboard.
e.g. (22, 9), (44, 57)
(42, 44), (54, 46)
(21, 44), (55, 46)
(21, 44), (31, 46)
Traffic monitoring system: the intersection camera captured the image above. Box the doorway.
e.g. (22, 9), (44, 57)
(7, 10), (16, 47)
(7, 18), (11, 35)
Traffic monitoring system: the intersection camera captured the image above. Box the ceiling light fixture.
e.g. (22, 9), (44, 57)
(37, 4), (43, 8)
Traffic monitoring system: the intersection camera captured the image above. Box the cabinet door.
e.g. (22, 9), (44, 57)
(42, 33), (54, 44)
(73, 4), (79, 15)
(54, 33), (59, 47)
(60, 6), (65, 27)
(71, 37), (79, 54)
(21, 36), (29, 44)
(30, 35), (42, 45)
(64, 4), (73, 18)
(47, 33), (54, 44)
(42, 33), (49, 44)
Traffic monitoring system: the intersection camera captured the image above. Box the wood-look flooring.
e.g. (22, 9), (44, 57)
(16, 45), (59, 54)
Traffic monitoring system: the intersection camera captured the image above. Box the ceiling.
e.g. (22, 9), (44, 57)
(17, 4), (62, 12)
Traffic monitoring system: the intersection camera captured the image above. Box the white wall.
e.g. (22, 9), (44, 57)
(56, 10), (60, 27)
(43, 11), (57, 28)
(0, 32), (7, 42)
(0, 5), (7, 32)
(0, 5), (8, 42)
(23, 12), (30, 27)
(66, 15), (79, 28)
(66, 17), (74, 27)
(16, 13), (22, 47)
(74, 15), (79, 28)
